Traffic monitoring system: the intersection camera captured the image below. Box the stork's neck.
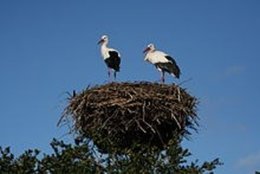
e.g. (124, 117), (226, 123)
(102, 41), (108, 47)
(101, 43), (109, 54)
(100, 42), (110, 59)
(144, 49), (155, 61)
(101, 41), (109, 50)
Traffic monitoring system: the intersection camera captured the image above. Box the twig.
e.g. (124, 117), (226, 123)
(101, 110), (119, 129)
(142, 120), (156, 133)
(177, 77), (193, 86)
(171, 113), (181, 129)
(135, 119), (147, 133)
(177, 86), (181, 102)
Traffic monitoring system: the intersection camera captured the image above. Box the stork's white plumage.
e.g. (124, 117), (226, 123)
(143, 43), (180, 83)
(98, 35), (121, 80)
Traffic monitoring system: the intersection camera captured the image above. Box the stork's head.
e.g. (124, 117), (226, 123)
(98, 35), (108, 45)
(143, 43), (155, 53)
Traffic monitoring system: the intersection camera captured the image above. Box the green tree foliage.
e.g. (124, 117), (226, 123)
(0, 138), (222, 174)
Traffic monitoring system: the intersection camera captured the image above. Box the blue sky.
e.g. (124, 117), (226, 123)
(0, 1), (260, 173)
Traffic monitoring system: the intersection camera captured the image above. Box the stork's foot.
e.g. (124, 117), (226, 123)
(160, 75), (165, 83)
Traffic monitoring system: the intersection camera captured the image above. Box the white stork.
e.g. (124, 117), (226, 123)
(98, 35), (121, 80)
(143, 43), (180, 83)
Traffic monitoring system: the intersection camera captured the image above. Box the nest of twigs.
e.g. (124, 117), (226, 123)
(59, 82), (198, 153)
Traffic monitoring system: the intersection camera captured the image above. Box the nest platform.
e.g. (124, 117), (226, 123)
(60, 82), (198, 153)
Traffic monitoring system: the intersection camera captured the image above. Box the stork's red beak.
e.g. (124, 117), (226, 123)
(98, 39), (104, 45)
(143, 47), (150, 53)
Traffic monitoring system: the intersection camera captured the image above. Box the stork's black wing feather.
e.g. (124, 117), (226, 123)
(104, 51), (121, 72)
(164, 56), (181, 78)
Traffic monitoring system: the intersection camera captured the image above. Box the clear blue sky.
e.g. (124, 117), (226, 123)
(0, 1), (260, 173)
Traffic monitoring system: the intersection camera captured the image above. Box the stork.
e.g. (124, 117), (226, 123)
(143, 43), (180, 83)
(98, 35), (121, 81)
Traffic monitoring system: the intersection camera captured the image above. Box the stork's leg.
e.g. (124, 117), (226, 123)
(108, 68), (111, 81)
(161, 71), (165, 83)
(113, 71), (117, 80)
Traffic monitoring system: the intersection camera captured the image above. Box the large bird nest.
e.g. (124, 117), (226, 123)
(59, 82), (198, 153)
